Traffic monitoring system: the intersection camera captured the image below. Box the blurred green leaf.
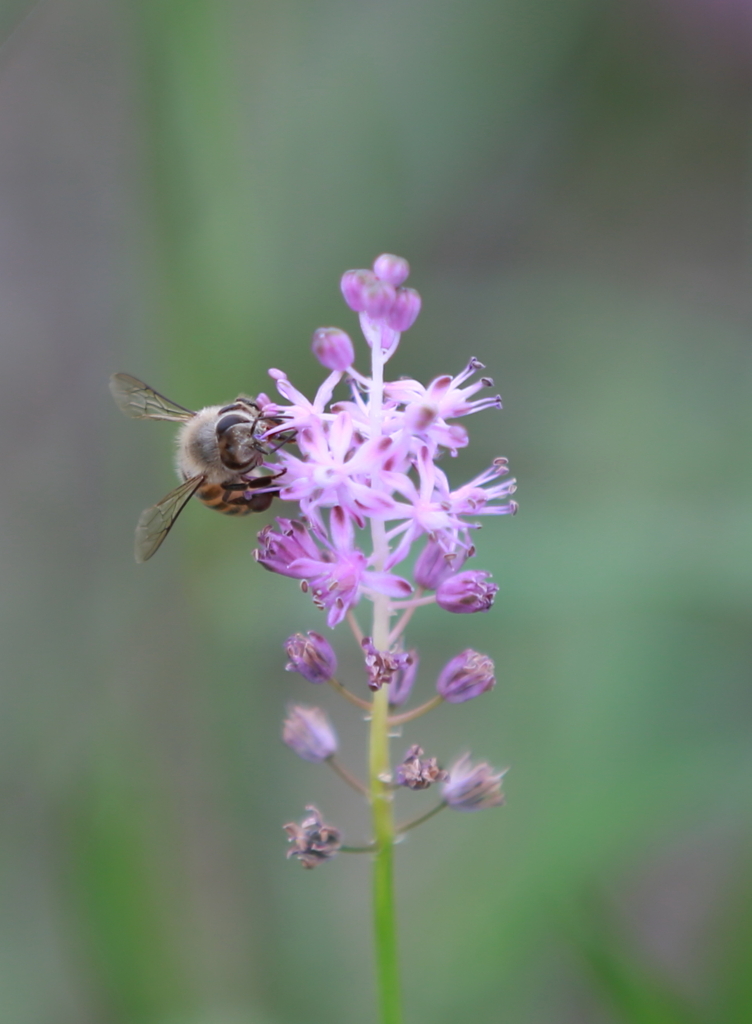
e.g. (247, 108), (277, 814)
(715, 843), (752, 1022)
(566, 892), (708, 1024)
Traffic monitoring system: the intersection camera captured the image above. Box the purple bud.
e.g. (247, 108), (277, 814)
(436, 570), (498, 613)
(340, 269), (375, 312)
(362, 279), (397, 320)
(282, 705), (338, 762)
(311, 327), (354, 371)
(373, 253), (410, 286)
(396, 745), (448, 790)
(414, 540), (466, 590)
(388, 650), (419, 707)
(436, 649), (495, 703)
(284, 805), (342, 868)
(284, 631), (337, 683)
(385, 287), (421, 331)
(442, 754), (507, 810)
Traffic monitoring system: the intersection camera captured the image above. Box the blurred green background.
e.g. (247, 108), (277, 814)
(0, 1), (749, 1022)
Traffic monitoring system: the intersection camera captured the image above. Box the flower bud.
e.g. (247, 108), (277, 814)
(311, 327), (354, 371)
(385, 287), (421, 331)
(373, 253), (410, 286)
(362, 279), (397, 320)
(282, 705), (338, 762)
(414, 540), (466, 590)
(284, 805), (342, 868)
(436, 570), (498, 613)
(436, 649), (495, 703)
(396, 745), (448, 789)
(340, 269), (375, 312)
(442, 754), (507, 810)
(388, 650), (418, 707)
(284, 631), (337, 683)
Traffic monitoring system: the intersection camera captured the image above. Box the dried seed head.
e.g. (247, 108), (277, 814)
(396, 745), (449, 790)
(283, 805), (342, 868)
(362, 638), (412, 691)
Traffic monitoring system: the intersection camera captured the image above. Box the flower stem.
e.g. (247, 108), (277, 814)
(369, 518), (402, 1024)
(388, 694), (443, 726)
(327, 676), (372, 712)
(397, 800), (447, 834)
(326, 755), (370, 797)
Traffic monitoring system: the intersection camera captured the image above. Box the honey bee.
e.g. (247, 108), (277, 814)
(110, 373), (289, 562)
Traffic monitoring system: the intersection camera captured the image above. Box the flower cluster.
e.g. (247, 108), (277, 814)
(260, 256), (512, 864)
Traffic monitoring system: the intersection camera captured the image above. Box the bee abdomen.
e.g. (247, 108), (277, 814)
(196, 482), (255, 516)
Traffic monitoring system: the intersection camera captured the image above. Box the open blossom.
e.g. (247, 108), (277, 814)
(255, 509), (411, 627)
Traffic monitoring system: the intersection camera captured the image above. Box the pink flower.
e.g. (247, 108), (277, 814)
(254, 509), (411, 628)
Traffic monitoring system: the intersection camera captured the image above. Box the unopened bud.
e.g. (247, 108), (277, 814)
(282, 705), (338, 762)
(385, 287), (421, 331)
(284, 805), (342, 868)
(284, 631), (337, 683)
(388, 650), (418, 707)
(414, 539), (465, 590)
(373, 253), (410, 286)
(311, 327), (354, 371)
(340, 269), (375, 312)
(436, 649), (495, 703)
(436, 570), (498, 613)
(442, 755), (507, 810)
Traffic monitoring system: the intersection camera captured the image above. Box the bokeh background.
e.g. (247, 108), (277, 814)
(0, 1), (750, 1022)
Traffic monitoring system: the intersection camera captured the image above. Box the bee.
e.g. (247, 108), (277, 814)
(110, 373), (289, 562)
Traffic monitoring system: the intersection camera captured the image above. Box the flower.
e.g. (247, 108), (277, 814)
(436, 571), (498, 614)
(255, 510), (411, 627)
(442, 755), (507, 810)
(311, 327), (354, 371)
(436, 650), (495, 703)
(284, 805), (342, 868)
(284, 632), (337, 683)
(396, 745), (448, 790)
(282, 705), (338, 762)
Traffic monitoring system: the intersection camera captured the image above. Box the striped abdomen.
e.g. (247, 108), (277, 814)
(196, 480), (275, 516)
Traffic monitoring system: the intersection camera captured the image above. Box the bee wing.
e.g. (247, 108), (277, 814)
(110, 373), (195, 422)
(134, 475), (204, 563)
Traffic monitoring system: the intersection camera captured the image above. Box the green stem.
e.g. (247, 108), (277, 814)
(326, 755), (369, 797)
(369, 518), (402, 1024)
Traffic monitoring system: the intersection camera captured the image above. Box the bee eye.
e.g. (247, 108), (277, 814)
(216, 413), (247, 435)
